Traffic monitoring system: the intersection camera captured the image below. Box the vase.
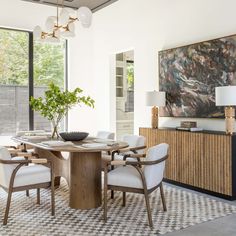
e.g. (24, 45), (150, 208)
(51, 121), (60, 139)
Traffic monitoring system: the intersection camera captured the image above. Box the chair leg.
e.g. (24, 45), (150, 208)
(122, 192), (126, 207)
(51, 180), (55, 216)
(104, 170), (108, 222)
(37, 188), (40, 205)
(110, 164), (114, 199)
(54, 176), (61, 189)
(144, 192), (153, 228)
(160, 182), (167, 211)
(3, 190), (13, 225)
(111, 190), (114, 199)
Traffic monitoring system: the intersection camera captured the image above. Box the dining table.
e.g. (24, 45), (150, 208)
(12, 135), (128, 210)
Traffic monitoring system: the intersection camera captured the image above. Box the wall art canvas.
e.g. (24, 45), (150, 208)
(159, 34), (236, 118)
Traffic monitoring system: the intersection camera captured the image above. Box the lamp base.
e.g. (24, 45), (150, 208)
(151, 106), (158, 129)
(225, 106), (235, 135)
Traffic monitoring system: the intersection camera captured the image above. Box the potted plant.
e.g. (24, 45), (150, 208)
(30, 82), (95, 139)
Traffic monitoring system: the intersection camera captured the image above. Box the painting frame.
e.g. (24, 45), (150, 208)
(158, 33), (236, 118)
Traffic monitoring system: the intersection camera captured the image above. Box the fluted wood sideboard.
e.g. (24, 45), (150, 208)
(139, 127), (236, 200)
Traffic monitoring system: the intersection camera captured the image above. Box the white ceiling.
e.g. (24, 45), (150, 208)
(21, 0), (118, 12)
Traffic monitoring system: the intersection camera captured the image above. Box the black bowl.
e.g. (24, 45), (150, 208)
(59, 132), (89, 141)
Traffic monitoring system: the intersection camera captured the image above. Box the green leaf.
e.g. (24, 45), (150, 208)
(30, 82), (95, 123)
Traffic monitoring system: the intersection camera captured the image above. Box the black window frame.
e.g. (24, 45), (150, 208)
(0, 27), (68, 131)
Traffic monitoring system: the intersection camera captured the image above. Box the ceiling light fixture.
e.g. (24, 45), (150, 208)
(33, 0), (92, 43)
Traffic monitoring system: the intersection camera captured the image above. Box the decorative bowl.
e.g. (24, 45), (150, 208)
(59, 132), (89, 141)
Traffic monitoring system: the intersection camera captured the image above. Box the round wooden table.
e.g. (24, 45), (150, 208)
(12, 137), (128, 209)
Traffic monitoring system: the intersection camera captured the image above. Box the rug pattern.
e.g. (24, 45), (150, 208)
(0, 180), (236, 235)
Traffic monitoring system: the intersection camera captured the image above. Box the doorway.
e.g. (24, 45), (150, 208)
(115, 50), (134, 140)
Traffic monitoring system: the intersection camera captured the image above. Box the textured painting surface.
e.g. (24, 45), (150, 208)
(159, 35), (236, 118)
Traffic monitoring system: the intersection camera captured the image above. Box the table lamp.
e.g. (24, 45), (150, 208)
(146, 91), (166, 129)
(215, 86), (236, 135)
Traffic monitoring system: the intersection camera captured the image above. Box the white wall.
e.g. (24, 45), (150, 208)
(0, 0), (55, 31)
(69, 0), (236, 135)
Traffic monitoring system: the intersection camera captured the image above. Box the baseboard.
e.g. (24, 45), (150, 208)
(163, 179), (236, 201)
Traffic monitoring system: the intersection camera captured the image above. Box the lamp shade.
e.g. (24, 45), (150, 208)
(146, 91), (166, 107)
(33, 26), (42, 40)
(78, 7), (92, 28)
(60, 8), (70, 26)
(215, 86), (236, 106)
(45, 16), (55, 32)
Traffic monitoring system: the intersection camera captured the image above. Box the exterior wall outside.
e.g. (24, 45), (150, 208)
(0, 85), (50, 135)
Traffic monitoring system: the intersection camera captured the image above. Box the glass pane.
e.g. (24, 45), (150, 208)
(33, 40), (66, 132)
(0, 28), (29, 137)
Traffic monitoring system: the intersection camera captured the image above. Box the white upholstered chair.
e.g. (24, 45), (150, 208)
(114, 135), (146, 161)
(103, 143), (169, 228)
(104, 135), (146, 198)
(96, 131), (115, 140)
(0, 146), (55, 225)
(102, 135), (146, 165)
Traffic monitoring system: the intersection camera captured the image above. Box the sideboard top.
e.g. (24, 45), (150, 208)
(139, 127), (236, 136)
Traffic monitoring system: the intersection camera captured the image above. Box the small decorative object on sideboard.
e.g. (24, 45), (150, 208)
(176, 127), (203, 132)
(59, 132), (89, 141)
(177, 121), (203, 132)
(180, 121), (197, 128)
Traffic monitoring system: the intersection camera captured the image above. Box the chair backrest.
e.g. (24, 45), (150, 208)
(122, 135), (146, 154)
(0, 146), (15, 188)
(96, 131), (115, 140)
(144, 143), (169, 189)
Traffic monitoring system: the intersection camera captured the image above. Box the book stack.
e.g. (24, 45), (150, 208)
(176, 121), (203, 132)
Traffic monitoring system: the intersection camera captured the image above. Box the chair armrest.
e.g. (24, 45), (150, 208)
(118, 145), (146, 154)
(0, 158), (47, 165)
(129, 145), (146, 152)
(110, 160), (126, 166)
(5, 145), (17, 149)
(15, 152), (39, 158)
(109, 155), (168, 167)
(124, 153), (146, 159)
(31, 158), (47, 164)
(0, 159), (30, 165)
(127, 155), (168, 166)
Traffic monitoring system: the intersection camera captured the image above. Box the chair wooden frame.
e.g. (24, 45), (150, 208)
(103, 153), (168, 228)
(0, 154), (55, 225)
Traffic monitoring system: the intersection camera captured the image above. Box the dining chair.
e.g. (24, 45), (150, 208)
(103, 143), (169, 228)
(102, 135), (146, 165)
(96, 131), (115, 140)
(113, 134), (146, 161)
(102, 134), (146, 198)
(0, 146), (55, 225)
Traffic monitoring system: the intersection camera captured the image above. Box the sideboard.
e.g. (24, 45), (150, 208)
(139, 127), (236, 200)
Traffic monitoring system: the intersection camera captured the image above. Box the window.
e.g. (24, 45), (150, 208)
(0, 28), (67, 137)
(34, 40), (66, 131)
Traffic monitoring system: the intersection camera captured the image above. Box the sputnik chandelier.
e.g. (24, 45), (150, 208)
(33, 0), (92, 43)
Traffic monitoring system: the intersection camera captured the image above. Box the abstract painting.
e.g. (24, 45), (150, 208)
(158, 34), (236, 118)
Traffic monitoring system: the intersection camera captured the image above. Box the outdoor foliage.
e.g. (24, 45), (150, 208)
(0, 28), (64, 87)
(30, 83), (95, 138)
(127, 62), (134, 90)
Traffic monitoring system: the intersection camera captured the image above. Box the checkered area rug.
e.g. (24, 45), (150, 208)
(0, 180), (236, 235)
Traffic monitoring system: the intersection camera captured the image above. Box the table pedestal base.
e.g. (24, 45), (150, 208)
(34, 148), (102, 209)
(69, 152), (102, 209)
